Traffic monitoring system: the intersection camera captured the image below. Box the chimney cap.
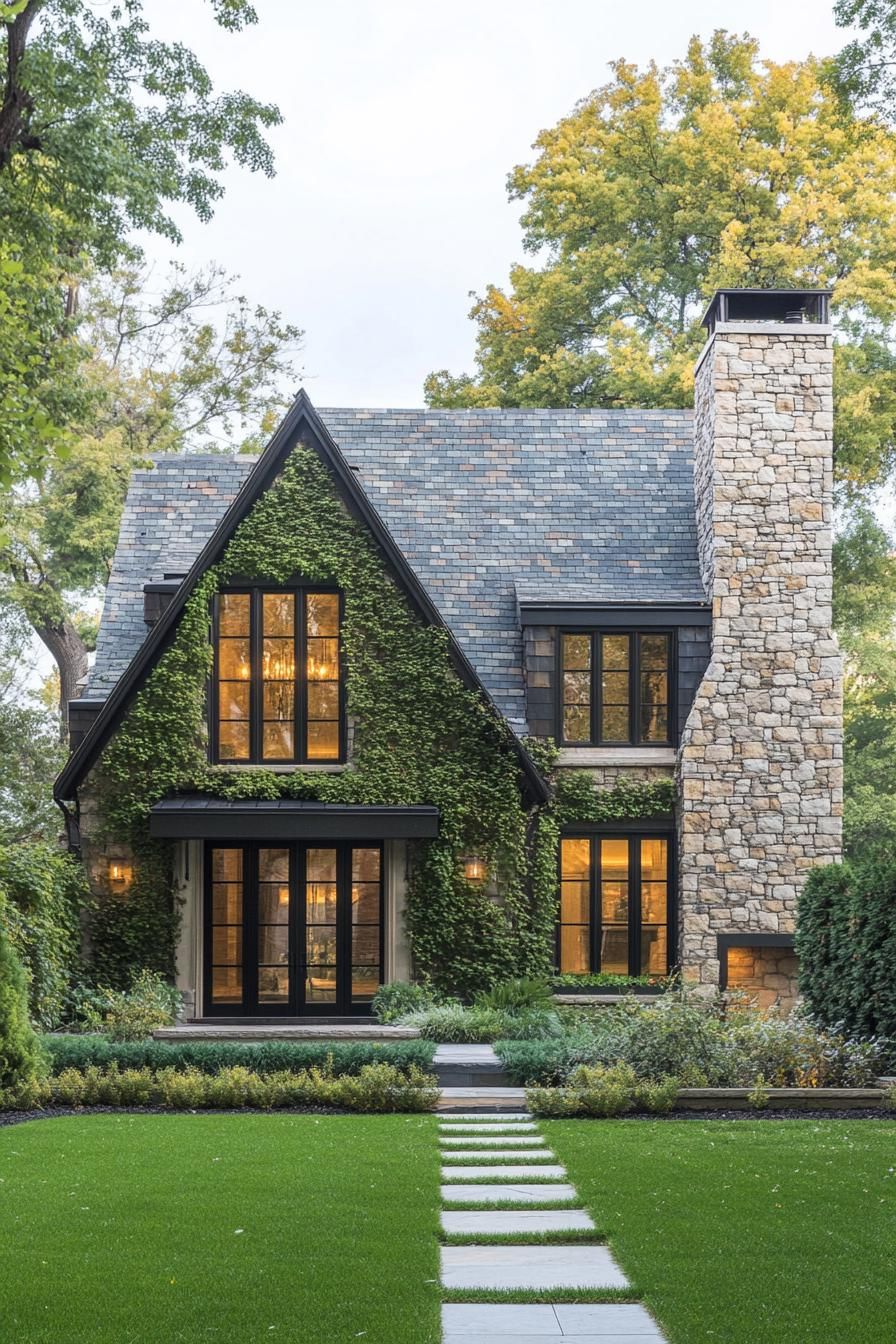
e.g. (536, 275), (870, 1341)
(701, 287), (831, 334)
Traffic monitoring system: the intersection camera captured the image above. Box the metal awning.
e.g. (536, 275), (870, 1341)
(149, 797), (440, 841)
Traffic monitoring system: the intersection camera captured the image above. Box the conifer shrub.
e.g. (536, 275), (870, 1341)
(0, 900), (45, 1093)
(797, 858), (896, 1047)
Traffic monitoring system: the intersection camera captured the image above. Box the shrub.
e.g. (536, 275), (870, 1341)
(572, 1061), (639, 1116)
(552, 973), (668, 990)
(401, 1002), (563, 1043)
(1, 1075), (52, 1110)
(41, 1034), (436, 1077)
(99, 970), (182, 1041)
(372, 981), (441, 1023)
(0, 898), (46, 1092)
(726, 1010), (886, 1087)
(498, 993), (885, 1088)
(798, 857), (896, 1045)
(336, 1062), (438, 1113)
(632, 1074), (680, 1114)
(53, 1067), (88, 1106)
(0, 843), (84, 1030)
(205, 1066), (271, 1109)
(474, 978), (553, 1013)
(0, 1059), (439, 1113)
(155, 1066), (208, 1109)
(526, 1062), (681, 1117)
(495, 1036), (588, 1086)
(748, 1075), (770, 1109)
(525, 1085), (584, 1117)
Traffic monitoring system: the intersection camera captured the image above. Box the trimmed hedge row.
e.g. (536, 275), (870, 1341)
(797, 858), (896, 1041)
(3, 1061), (438, 1114)
(41, 1035), (436, 1077)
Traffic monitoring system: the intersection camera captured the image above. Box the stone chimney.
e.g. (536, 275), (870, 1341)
(677, 288), (843, 1000)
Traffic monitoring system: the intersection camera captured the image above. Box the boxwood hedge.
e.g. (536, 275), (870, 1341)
(41, 1035), (435, 1077)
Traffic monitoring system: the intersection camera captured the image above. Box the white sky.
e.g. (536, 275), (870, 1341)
(143, 0), (850, 409)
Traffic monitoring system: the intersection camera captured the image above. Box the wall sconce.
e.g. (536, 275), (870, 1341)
(107, 858), (133, 889)
(462, 855), (488, 884)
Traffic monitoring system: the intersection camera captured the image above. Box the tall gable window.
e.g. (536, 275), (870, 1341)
(560, 631), (671, 746)
(214, 588), (343, 764)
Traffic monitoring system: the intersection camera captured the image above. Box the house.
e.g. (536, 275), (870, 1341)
(54, 288), (842, 1019)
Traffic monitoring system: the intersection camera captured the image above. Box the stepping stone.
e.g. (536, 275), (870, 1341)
(441, 1301), (665, 1340)
(437, 1118), (537, 1128)
(441, 1164), (566, 1179)
(435, 1139), (542, 1150)
(440, 1244), (628, 1290)
(441, 1182), (578, 1204)
(441, 1208), (595, 1234)
(556, 1303), (667, 1338)
(439, 1149), (554, 1160)
(440, 1111), (530, 1121)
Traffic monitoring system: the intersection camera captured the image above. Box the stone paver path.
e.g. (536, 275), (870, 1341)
(436, 1108), (667, 1343)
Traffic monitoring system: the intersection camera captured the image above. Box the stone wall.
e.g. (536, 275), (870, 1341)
(678, 325), (843, 991)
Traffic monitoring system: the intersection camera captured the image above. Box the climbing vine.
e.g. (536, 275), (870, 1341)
(86, 444), (676, 993)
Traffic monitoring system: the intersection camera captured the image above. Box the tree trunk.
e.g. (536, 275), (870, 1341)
(34, 616), (89, 739)
(0, 1), (44, 172)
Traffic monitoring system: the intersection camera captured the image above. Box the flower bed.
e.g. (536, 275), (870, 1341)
(496, 993), (890, 1088)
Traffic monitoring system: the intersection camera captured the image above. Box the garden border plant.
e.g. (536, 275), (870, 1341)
(79, 444), (676, 996)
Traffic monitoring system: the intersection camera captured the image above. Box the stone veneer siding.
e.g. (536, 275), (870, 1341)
(677, 326), (843, 989)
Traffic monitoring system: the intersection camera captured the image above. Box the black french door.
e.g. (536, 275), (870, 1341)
(203, 841), (383, 1016)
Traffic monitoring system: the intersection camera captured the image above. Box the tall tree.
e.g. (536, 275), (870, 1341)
(0, 598), (62, 842)
(425, 32), (896, 496)
(832, 509), (896, 854)
(1, 264), (302, 725)
(834, 0), (896, 115)
(0, 0), (281, 484)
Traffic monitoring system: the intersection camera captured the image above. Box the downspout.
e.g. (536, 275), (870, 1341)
(55, 797), (81, 856)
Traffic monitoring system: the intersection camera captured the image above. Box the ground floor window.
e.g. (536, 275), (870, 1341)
(558, 833), (672, 976)
(205, 842), (382, 1016)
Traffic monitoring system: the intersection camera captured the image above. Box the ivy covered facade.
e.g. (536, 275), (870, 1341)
(55, 293), (842, 1017)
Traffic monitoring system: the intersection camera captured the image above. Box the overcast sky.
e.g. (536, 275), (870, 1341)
(145, 0), (849, 409)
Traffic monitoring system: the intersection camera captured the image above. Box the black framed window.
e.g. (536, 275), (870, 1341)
(557, 833), (672, 976)
(559, 630), (672, 746)
(205, 841), (383, 1016)
(213, 587), (343, 764)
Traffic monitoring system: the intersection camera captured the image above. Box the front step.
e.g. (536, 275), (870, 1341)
(437, 1087), (527, 1112)
(433, 1043), (511, 1088)
(154, 1022), (420, 1041)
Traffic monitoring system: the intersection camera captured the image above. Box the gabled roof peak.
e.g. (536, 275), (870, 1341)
(56, 391), (550, 804)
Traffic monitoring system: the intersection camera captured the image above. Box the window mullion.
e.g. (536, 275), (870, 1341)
(251, 591), (262, 763)
(592, 836), (601, 973)
(630, 633), (639, 746)
(629, 836), (641, 977)
(295, 592), (303, 765)
(593, 634), (601, 746)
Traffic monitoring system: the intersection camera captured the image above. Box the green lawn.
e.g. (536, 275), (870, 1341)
(548, 1118), (896, 1344)
(0, 1114), (441, 1344)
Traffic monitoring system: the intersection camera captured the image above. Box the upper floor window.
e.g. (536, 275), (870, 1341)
(560, 631), (671, 746)
(213, 588), (343, 764)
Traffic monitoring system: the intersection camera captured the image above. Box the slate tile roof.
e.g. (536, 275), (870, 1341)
(88, 407), (703, 732)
